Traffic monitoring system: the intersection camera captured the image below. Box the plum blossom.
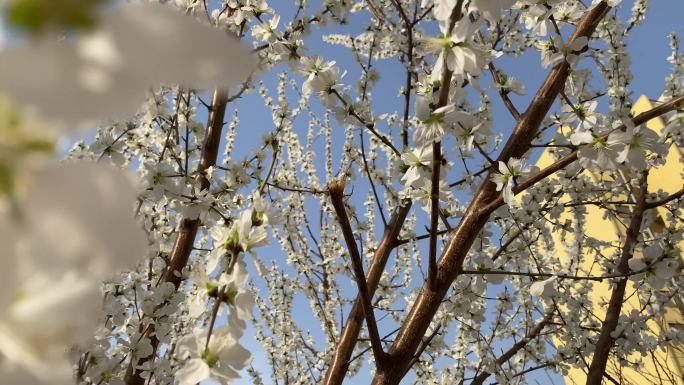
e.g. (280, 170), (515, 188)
(607, 121), (662, 170)
(662, 111), (684, 146)
(518, 0), (567, 35)
(17, 162), (148, 275)
(401, 145), (433, 188)
(495, 73), (525, 96)
(140, 160), (183, 199)
(570, 129), (622, 170)
(175, 0), (199, 11)
(234, 210), (269, 254)
(218, 261), (255, 334)
(175, 326), (251, 385)
(422, 17), (486, 77)
(538, 36), (588, 68)
(529, 276), (558, 299)
(252, 14), (280, 44)
(628, 244), (679, 289)
(468, 0), (516, 23)
(252, 191), (282, 226)
(553, 2), (583, 23)
(0, 271), (101, 385)
(0, 161), (148, 385)
(492, 157), (527, 207)
(210, 211), (268, 272)
(451, 111), (491, 151)
(561, 100), (599, 131)
(433, 0), (459, 24)
(408, 179), (453, 213)
(414, 96), (472, 145)
(302, 64), (342, 108)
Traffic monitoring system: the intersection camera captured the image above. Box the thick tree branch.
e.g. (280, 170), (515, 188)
(428, 141), (441, 291)
(585, 172), (648, 385)
(327, 181), (388, 369)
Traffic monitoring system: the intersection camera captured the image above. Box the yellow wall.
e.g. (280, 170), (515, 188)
(536, 95), (684, 385)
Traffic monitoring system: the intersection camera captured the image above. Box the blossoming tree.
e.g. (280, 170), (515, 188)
(0, 0), (682, 385)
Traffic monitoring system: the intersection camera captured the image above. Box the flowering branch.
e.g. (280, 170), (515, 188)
(322, 200), (411, 385)
(125, 88), (229, 385)
(479, 93), (684, 215)
(470, 310), (555, 385)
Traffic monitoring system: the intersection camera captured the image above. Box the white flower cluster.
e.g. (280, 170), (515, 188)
(0, 1), (681, 385)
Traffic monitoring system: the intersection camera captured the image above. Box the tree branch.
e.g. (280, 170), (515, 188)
(479, 93), (684, 215)
(428, 141), (441, 291)
(327, 181), (388, 370)
(322, 200), (411, 385)
(645, 185), (684, 209)
(427, 0), (464, 293)
(488, 63), (522, 121)
(470, 310), (555, 385)
(332, 90), (401, 157)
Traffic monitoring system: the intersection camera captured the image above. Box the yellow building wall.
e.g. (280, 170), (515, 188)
(535, 95), (684, 385)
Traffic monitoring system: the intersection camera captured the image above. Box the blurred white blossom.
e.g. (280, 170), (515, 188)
(0, 3), (256, 130)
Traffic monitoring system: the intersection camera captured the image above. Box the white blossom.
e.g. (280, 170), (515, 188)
(492, 158), (525, 207)
(176, 326), (251, 385)
(401, 145), (433, 188)
(0, 3), (256, 129)
(529, 276), (558, 299)
(607, 122), (661, 170)
(468, 0), (516, 23)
